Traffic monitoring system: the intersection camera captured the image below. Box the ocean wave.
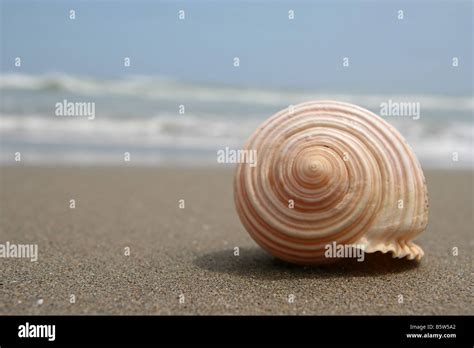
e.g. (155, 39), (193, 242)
(0, 113), (472, 168)
(0, 114), (255, 149)
(1, 73), (473, 112)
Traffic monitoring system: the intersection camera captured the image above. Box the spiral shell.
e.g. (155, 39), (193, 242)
(234, 100), (429, 265)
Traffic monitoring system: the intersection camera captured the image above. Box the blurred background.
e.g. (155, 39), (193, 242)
(1, 0), (473, 168)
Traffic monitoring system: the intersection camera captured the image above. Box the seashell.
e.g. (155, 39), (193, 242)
(234, 100), (429, 265)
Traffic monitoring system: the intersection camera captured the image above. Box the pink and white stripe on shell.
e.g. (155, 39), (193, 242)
(234, 100), (429, 265)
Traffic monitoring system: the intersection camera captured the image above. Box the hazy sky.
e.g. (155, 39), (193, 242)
(1, 0), (472, 95)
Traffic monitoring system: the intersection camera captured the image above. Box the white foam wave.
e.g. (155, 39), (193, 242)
(0, 113), (472, 168)
(0, 114), (255, 149)
(1, 73), (473, 112)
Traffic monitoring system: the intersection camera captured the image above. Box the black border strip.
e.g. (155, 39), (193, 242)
(0, 315), (472, 345)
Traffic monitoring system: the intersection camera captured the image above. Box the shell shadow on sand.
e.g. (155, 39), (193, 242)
(194, 247), (420, 280)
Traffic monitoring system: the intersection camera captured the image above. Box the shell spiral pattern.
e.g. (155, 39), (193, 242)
(234, 100), (429, 265)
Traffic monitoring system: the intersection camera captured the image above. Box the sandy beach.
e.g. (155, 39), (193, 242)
(0, 167), (472, 315)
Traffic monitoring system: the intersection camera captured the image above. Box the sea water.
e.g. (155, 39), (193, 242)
(1, 73), (473, 168)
